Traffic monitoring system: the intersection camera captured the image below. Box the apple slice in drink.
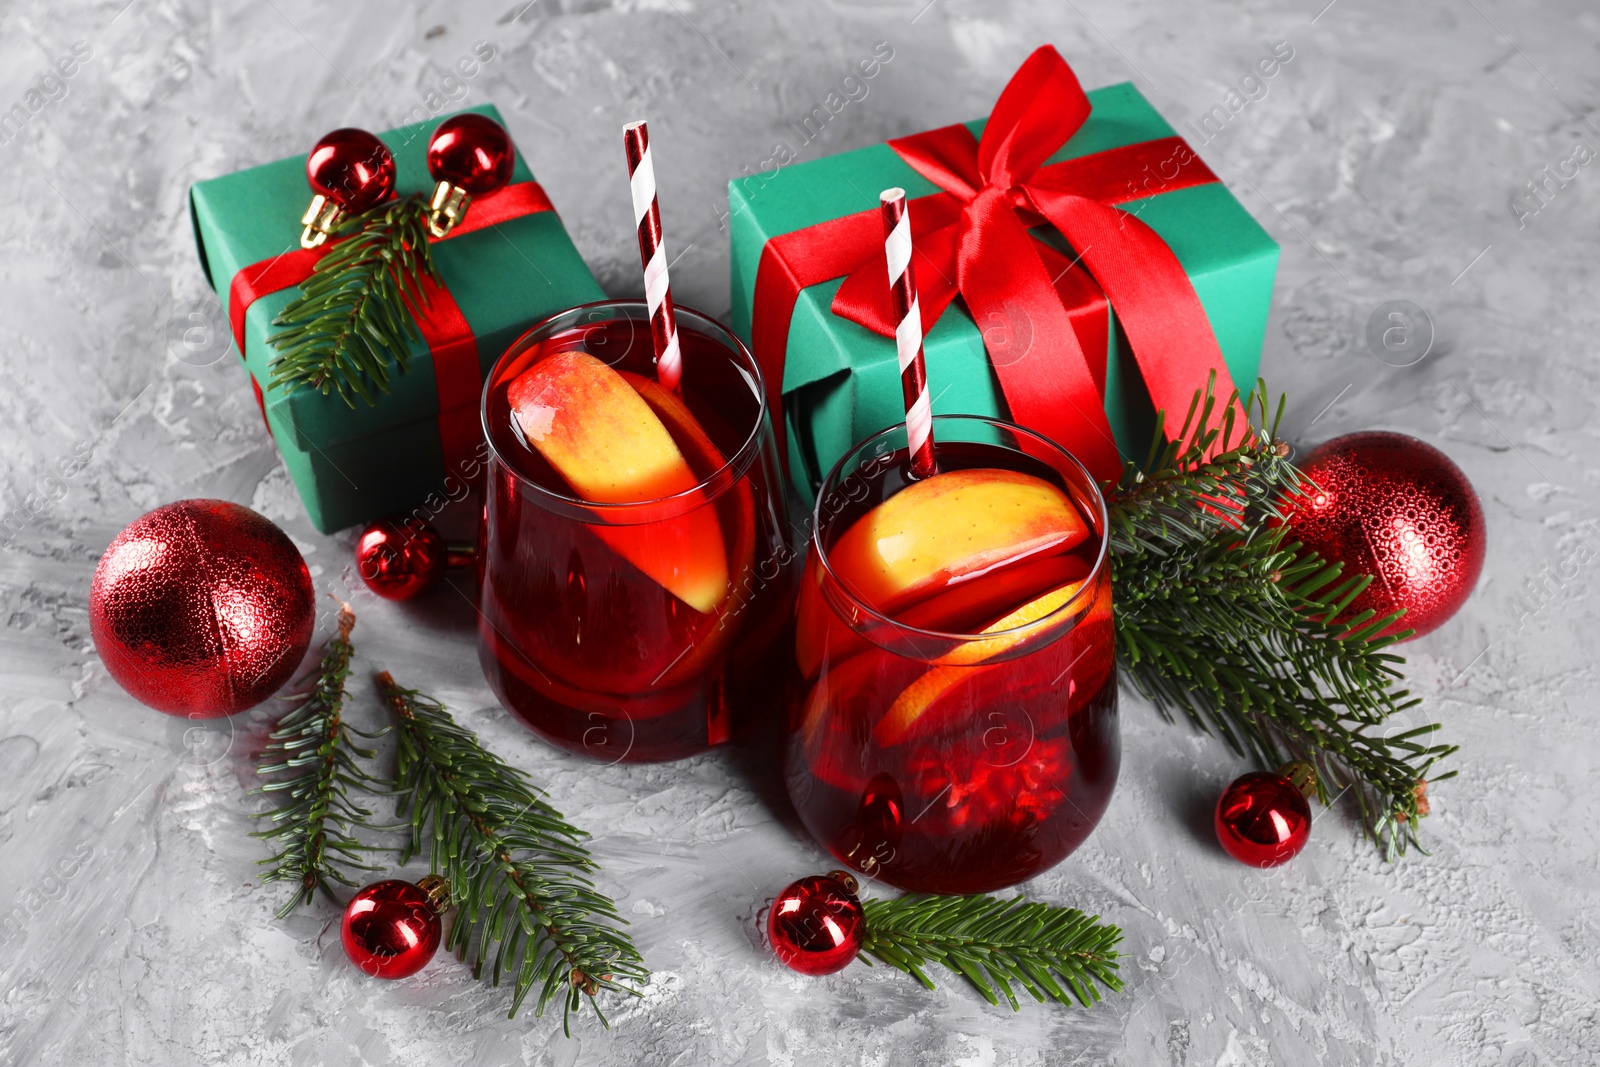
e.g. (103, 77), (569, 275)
(508, 351), (730, 614)
(620, 370), (759, 686)
(871, 577), (1089, 746)
(793, 468), (1088, 679)
(794, 552), (1089, 681)
(830, 468), (1087, 608)
(619, 368), (755, 586)
(897, 554), (1088, 635)
(797, 569), (1096, 752)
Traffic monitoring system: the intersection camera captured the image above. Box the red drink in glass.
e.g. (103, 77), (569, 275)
(479, 301), (795, 762)
(784, 416), (1117, 894)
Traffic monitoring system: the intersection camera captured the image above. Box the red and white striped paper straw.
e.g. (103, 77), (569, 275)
(623, 120), (682, 391)
(879, 188), (936, 480)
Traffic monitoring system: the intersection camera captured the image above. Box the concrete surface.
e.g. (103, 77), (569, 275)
(0, 0), (1596, 1064)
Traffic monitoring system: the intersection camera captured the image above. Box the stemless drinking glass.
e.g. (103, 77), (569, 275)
(784, 416), (1118, 894)
(478, 300), (796, 762)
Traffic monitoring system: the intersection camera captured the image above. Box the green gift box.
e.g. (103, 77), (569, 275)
(729, 49), (1280, 500)
(190, 104), (604, 533)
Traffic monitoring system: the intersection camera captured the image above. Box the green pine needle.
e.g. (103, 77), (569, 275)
(376, 672), (648, 1031)
(858, 894), (1123, 1011)
(1110, 378), (1458, 858)
(252, 605), (387, 917)
(266, 195), (439, 407)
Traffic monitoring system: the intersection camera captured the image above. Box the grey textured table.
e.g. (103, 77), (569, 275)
(1, 1), (1595, 1064)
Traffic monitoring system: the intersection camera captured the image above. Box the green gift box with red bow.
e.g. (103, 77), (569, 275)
(728, 47), (1280, 498)
(189, 104), (604, 533)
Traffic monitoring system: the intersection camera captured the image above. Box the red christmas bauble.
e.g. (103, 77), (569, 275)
(354, 517), (446, 601)
(1284, 431), (1485, 640)
(341, 878), (445, 980)
(90, 500), (315, 719)
(306, 128), (397, 214)
(768, 873), (866, 976)
(426, 114), (515, 195)
(1215, 771), (1312, 867)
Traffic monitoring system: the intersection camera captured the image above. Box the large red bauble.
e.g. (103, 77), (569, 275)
(306, 128), (397, 213)
(90, 500), (315, 719)
(341, 879), (443, 980)
(1215, 771), (1312, 867)
(768, 873), (866, 976)
(426, 113), (515, 195)
(1284, 431), (1485, 640)
(354, 517), (446, 601)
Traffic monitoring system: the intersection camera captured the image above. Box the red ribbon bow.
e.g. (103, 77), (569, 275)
(751, 45), (1238, 482)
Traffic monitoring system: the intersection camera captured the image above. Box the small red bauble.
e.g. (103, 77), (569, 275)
(90, 500), (315, 719)
(1215, 767), (1314, 868)
(341, 877), (448, 980)
(424, 114), (514, 238)
(307, 128), (397, 213)
(301, 128), (397, 248)
(1283, 431), (1485, 640)
(355, 517), (447, 601)
(768, 872), (866, 976)
(426, 113), (515, 195)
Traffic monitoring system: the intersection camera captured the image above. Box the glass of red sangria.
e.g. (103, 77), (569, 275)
(479, 300), (796, 762)
(785, 415), (1117, 894)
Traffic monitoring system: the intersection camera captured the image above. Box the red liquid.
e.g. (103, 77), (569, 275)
(479, 313), (796, 762)
(783, 442), (1118, 894)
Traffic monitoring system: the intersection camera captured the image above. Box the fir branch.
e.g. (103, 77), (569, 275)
(376, 671), (648, 1030)
(266, 195), (439, 407)
(253, 604), (386, 917)
(858, 894), (1123, 1011)
(1110, 379), (1458, 858)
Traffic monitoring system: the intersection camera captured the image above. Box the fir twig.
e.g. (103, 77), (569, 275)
(253, 604), (386, 917)
(858, 894), (1123, 1011)
(266, 195), (439, 407)
(376, 672), (648, 1030)
(1110, 378), (1458, 857)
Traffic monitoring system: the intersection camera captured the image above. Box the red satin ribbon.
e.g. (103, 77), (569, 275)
(750, 46), (1235, 482)
(227, 181), (556, 474)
